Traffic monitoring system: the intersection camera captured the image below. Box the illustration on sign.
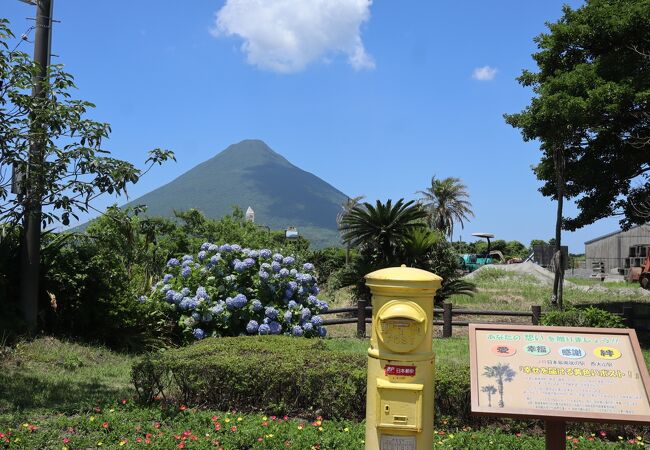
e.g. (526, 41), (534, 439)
(482, 363), (516, 408)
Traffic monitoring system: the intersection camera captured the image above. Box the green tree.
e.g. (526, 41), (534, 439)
(340, 199), (427, 265)
(505, 0), (650, 230)
(417, 176), (474, 239)
(0, 19), (174, 329)
(481, 385), (497, 407)
(336, 195), (365, 265)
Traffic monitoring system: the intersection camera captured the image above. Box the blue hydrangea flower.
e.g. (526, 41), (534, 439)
(260, 263), (271, 270)
(303, 263), (315, 271)
(248, 250), (259, 258)
(181, 287), (191, 296)
(191, 312), (201, 321)
(307, 295), (318, 305)
(161, 284), (172, 293)
(288, 300), (298, 310)
(311, 285), (320, 295)
(231, 244), (242, 251)
(288, 281), (298, 291)
(232, 293), (247, 308)
(297, 287), (305, 295)
(311, 315), (324, 326)
(210, 254), (221, 264)
(233, 261), (246, 272)
(284, 289), (294, 299)
(301, 308), (311, 321)
(198, 250), (207, 261)
(196, 286), (209, 300)
(224, 275), (236, 283)
(202, 312), (213, 322)
(210, 303), (224, 315)
(173, 292), (184, 304)
(181, 266), (191, 278)
(246, 320), (259, 334)
(290, 268), (298, 276)
(219, 244), (232, 252)
(225, 297), (234, 310)
(165, 290), (176, 303)
(284, 310), (293, 322)
(208, 244), (218, 252)
(258, 324), (271, 335)
(182, 255), (193, 262)
(265, 307), (278, 320)
(138, 295), (147, 303)
(272, 253), (283, 262)
(303, 322), (314, 332)
(163, 274), (173, 283)
(271, 261), (281, 273)
(317, 300), (329, 312)
(318, 327), (327, 337)
(167, 258), (180, 267)
(279, 268), (290, 278)
(268, 321), (282, 335)
(193, 328), (205, 340)
(251, 299), (263, 311)
(186, 298), (198, 310)
(282, 256), (295, 265)
(259, 271), (269, 281)
(179, 297), (191, 310)
(292, 325), (304, 337)
(200, 242), (210, 251)
(243, 258), (255, 268)
(260, 249), (272, 258)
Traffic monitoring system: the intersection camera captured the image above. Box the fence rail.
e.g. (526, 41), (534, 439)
(321, 301), (542, 338)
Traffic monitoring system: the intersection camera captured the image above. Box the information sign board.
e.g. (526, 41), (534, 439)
(380, 434), (416, 450)
(469, 324), (650, 423)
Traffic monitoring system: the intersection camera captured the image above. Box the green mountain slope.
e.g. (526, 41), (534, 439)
(124, 139), (347, 248)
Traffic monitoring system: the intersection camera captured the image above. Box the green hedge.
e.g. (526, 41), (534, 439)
(132, 336), (471, 422)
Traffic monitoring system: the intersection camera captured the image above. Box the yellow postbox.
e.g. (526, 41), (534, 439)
(364, 265), (442, 450)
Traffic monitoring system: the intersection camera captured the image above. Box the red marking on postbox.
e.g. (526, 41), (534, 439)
(385, 365), (416, 376)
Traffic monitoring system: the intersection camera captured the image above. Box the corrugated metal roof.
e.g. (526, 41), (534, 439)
(584, 224), (650, 245)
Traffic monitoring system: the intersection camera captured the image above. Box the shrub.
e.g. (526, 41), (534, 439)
(132, 336), (473, 422)
(541, 306), (625, 328)
(146, 244), (329, 341)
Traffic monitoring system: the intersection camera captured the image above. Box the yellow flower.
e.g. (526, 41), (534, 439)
(637, 436), (643, 441)
(225, 418), (231, 423)
(89, 416), (95, 422)
(62, 447), (67, 450)
(119, 440), (126, 446)
(262, 416), (268, 421)
(265, 434), (274, 439)
(21, 423), (29, 428)
(97, 442), (103, 447)
(109, 409), (115, 413)
(344, 428), (349, 432)
(318, 427), (323, 432)
(237, 417), (243, 422)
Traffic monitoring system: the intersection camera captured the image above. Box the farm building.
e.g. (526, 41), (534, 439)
(584, 224), (650, 276)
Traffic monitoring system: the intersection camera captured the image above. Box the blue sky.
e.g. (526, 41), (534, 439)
(4, 0), (619, 252)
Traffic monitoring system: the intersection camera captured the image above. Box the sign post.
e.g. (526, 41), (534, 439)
(469, 324), (650, 449)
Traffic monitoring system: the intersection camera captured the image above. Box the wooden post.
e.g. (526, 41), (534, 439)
(545, 420), (566, 450)
(623, 306), (634, 329)
(442, 302), (452, 338)
(357, 299), (367, 338)
(532, 305), (541, 325)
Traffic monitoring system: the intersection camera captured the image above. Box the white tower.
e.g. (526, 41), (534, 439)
(245, 206), (255, 223)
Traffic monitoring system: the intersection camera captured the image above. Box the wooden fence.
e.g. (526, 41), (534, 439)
(321, 301), (542, 338)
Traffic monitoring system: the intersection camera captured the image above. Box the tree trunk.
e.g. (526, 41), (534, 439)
(497, 378), (504, 408)
(552, 146), (566, 310)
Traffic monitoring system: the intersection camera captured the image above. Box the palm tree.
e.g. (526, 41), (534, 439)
(483, 363), (516, 408)
(337, 195), (365, 265)
(481, 385), (497, 407)
(340, 199), (427, 265)
(417, 176), (474, 239)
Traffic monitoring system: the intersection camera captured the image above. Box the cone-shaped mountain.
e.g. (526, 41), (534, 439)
(124, 140), (348, 248)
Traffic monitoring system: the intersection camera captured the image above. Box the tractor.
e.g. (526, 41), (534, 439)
(458, 232), (505, 273)
(639, 246), (650, 290)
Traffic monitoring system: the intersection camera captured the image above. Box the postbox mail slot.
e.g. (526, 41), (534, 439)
(377, 380), (423, 431)
(377, 302), (427, 353)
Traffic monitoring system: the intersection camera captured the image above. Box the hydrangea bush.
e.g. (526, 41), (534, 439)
(147, 243), (328, 340)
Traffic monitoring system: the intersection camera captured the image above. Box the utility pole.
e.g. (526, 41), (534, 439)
(19, 0), (53, 331)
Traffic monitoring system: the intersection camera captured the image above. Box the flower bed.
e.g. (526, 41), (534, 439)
(146, 244), (328, 341)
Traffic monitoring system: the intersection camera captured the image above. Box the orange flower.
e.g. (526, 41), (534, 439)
(102, 422), (109, 429)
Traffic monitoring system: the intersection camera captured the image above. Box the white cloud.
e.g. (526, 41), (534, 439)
(472, 65), (498, 81)
(212, 0), (375, 73)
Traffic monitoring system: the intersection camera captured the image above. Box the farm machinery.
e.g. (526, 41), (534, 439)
(458, 232), (505, 273)
(630, 245), (650, 290)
